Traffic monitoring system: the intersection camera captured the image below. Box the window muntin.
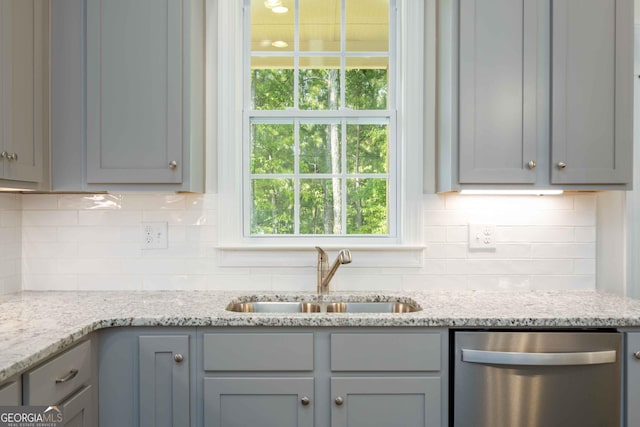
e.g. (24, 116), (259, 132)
(245, 0), (396, 237)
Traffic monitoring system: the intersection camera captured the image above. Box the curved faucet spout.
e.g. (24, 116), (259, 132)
(316, 247), (352, 295)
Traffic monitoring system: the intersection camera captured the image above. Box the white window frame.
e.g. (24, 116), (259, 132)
(209, 0), (432, 267)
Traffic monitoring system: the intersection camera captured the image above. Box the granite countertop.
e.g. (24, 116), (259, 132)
(2, 289), (640, 382)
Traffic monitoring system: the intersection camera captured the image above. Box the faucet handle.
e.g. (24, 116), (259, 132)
(338, 249), (352, 264)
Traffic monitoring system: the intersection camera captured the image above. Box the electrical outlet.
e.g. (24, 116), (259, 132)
(469, 223), (496, 250)
(142, 222), (168, 249)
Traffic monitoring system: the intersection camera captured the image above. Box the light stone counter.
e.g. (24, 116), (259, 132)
(2, 290), (640, 382)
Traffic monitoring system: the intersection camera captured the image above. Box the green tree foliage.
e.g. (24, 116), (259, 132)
(250, 67), (389, 235)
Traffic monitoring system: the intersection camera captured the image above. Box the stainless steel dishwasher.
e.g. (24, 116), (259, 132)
(452, 331), (621, 427)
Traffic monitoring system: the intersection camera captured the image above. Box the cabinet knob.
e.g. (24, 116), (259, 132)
(174, 353), (184, 363)
(0, 152), (7, 159)
(634, 351), (640, 360)
(7, 153), (17, 161)
(169, 160), (178, 170)
(557, 162), (567, 169)
(300, 397), (310, 406)
(335, 396), (344, 406)
(527, 160), (536, 169)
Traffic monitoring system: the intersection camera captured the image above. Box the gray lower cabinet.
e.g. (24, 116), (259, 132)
(99, 328), (196, 427)
(204, 378), (314, 427)
(51, 0), (204, 191)
(200, 329), (448, 427)
(626, 332), (640, 426)
(60, 385), (93, 427)
(331, 377), (440, 427)
(21, 339), (97, 427)
(0, 0), (48, 190)
(139, 335), (191, 427)
(0, 377), (21, 405)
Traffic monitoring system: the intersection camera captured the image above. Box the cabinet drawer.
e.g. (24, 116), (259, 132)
(204, 333), (314, 371)
(0, 379), (21, 405)
(331, 333), (441, 371)
(23, 340), (91, 405)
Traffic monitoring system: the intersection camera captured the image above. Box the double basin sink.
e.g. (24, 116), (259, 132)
(227, 299), (421, 314)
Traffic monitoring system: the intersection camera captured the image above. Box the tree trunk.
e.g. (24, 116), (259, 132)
(328, 69), (341, 234)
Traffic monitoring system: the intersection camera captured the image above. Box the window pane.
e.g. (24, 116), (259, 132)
(251, 0), (294, 52)
(347, 178), (388, 234)
(299, 0), (340, 52)
(251, 57), (294, 110)
(345, 58), (388, 110)
(251, 179), (294, 234)
(346, 0), (389, 52)
(251, 123), (294, 173)
(300, 179), (342, 234)
(299, 57), (341, 110)
(347, 123), (388, 173)
(300, 123), (342, 173)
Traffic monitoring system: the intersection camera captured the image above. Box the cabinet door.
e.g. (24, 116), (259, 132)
(86, 0), (183, 184)
(203, 378), (314, 427)
(0, 379), (21, 405)
(60, 385), (93, 427)
(331, 377), (440, 427)
(458, 0), (538, 184)
(627, 333), (640, 426)
(551, 0), (633, 184)
(0, 0), (46, 183)
(139, 335), (190, 427)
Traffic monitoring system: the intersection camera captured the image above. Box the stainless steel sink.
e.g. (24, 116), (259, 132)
(325, 301), (419, 313)
(226, 302), (320, 313)
(226, 300), (421, 313)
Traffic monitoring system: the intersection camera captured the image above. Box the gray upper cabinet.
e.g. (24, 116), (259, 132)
(437, 0), (634, 192)
(86, 0), (182, 185)
(51, 0), (204, 192)
(0, 0), (48, 189)
(458, 0), (538, 184)
(551, 0), (633, 185)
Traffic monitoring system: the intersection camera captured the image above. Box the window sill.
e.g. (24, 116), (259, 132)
(217, 245), (425, 268)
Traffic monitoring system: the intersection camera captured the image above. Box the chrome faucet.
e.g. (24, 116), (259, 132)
(316, 247), (352, 295)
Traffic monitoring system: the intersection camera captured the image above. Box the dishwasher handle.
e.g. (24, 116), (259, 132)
(461, 349), (617, 366)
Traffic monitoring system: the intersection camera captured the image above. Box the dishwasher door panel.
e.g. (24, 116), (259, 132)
(453, 331), (621, 427)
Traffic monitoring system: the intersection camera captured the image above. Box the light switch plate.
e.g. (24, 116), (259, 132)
(468, 223), (496, 250)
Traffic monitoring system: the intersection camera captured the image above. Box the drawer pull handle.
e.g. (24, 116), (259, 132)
(55, 369), (79, 384)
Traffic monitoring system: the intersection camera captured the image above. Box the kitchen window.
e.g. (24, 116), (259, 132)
(245, 0), (396, 237)
(212, 0), (430, 262)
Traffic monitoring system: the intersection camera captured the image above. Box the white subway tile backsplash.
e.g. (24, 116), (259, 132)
(14, 192), (599, 292)
(58, 194), (123, 210)
(122, 193), (187, 210)
(531, 243), (596, 259)
(574, 227), (596, 242)
(23, 211), (78, 226)
(21, 194), (59, 210)
(78, 210), (142, 226)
